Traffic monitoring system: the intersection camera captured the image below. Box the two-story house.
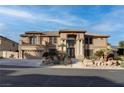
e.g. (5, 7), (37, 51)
(19, 30), (109, 59)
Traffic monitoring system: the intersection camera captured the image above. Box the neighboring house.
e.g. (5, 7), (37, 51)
(117, 48), (124, 55)
(107, 44), (124, 56)
(19, 29), (109, 59)
(0, 35), (18, 51)
(107, 45), (118, 56)
(0, 36), (18, 58)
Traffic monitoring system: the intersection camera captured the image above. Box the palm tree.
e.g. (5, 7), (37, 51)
(103, 48), (114, 61)
(58, 43), (66, 53)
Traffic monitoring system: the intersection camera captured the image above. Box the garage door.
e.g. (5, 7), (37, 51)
(24, 50), (43, 59)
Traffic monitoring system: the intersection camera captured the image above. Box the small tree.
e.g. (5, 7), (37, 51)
(58, 43), (66, 53)
(104, 49), (114, 61)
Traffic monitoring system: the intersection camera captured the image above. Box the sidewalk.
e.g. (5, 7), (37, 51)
(0, 59), (42, 67)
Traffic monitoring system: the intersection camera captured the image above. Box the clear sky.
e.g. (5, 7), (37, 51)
(0, 5), (123, 45)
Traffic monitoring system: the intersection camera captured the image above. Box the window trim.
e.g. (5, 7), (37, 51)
(29, 36), (37, 45)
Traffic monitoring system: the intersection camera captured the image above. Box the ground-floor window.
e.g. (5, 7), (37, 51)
(84, 49), (93, 59)
(67, 48), (75, 58)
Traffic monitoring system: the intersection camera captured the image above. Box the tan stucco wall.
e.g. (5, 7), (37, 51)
(0, 39), (1, 44)
(93, 37), (108, 53)
(42, 37), (49, 45)
(93, 37), (107, 48)
(21, 37), (29, 44)
(60, 33), (67, 39)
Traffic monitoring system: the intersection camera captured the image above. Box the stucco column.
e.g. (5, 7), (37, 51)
(19, 46), (22, 59)
(80, 39), (84, 58)
(76, 39), (84, 59)
(37, 36), (40, 45)
(19, 50), (22, 59)
(75, 40), (77, 56)
(79, 40), (82, 55)
(82, 39), (84, 58)
(76, 40), (79, 55)
(63, 39), (67, 52)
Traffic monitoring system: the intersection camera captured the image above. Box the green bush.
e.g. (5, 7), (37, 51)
(114, 56), (124, 67)
(43, 51), (58, 57)
(48, 51), (58, 56)
(0, 56), (3, 59)
(94, 50), (104, 59)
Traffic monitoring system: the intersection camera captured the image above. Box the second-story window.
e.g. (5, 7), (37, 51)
(29, 36), (36, 45)
(54, 37), (57, 43)
(49, 37), (52, 44)
(49, 37), (57, 44)
(85, 37), (88, 44)
(85, 37), (93, 44)
(89, 37), (93, 44)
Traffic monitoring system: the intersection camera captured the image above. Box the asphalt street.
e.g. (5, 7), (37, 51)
(0, 65), (124, 87)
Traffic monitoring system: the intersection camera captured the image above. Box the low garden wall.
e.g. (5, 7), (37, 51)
(0, 51), (19, 59)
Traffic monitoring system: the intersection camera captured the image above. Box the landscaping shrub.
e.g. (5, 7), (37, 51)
(90, 55), (97, 60)
(94, 50), (104, 59)
(48, 51), (58, 56)
(42, 52), (49, 57)
(0, 56), (3, 59)
(114, 56), (124, 67)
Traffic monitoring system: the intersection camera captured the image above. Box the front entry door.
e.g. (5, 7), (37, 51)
(67, 48), (75, 58)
